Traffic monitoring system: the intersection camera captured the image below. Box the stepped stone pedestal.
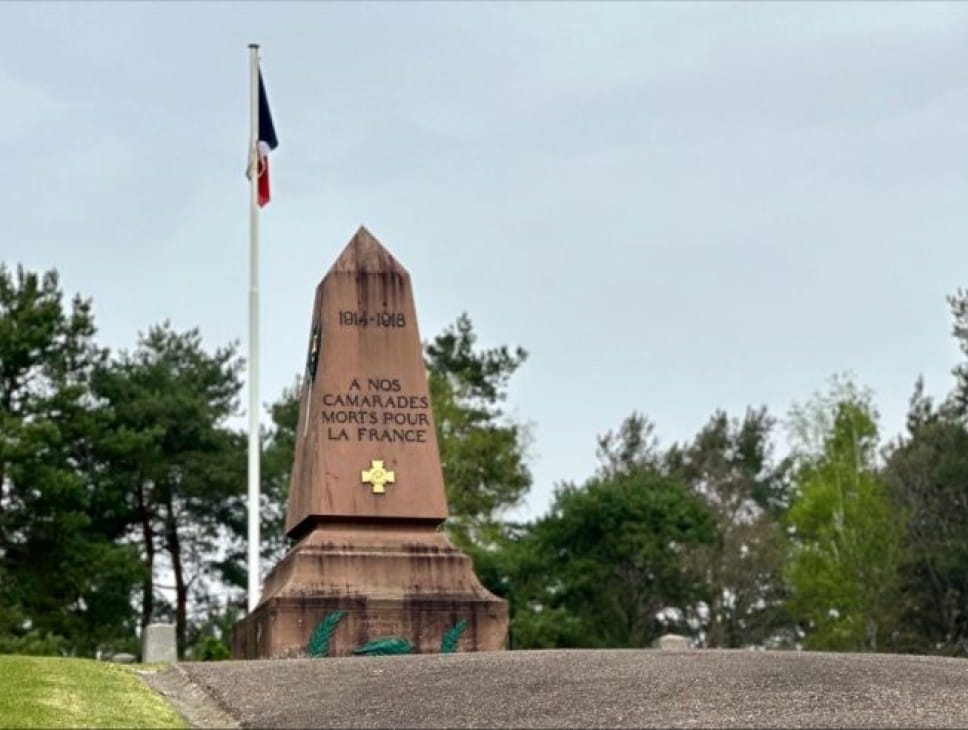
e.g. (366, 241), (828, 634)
(232, 227), (508, 658)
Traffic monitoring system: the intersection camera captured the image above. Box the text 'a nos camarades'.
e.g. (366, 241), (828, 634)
(322, 377), (431, 443)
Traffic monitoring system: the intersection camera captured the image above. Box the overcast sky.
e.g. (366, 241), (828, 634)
(4, 1), (968, 520)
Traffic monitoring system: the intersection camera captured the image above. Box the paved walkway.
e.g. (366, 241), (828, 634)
(147, 649), (968, 728)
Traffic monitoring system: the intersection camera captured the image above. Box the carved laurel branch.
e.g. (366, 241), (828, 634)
(440, 620), (468, 654)
(306, 610), (346, 658)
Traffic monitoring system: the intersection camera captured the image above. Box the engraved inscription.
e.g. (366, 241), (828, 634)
(339, 310), (406, 328)
(322, 377), (431, 443)
(364, 617), (402, 636)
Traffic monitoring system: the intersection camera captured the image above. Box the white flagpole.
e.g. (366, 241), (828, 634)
(247, 42), (261, 614)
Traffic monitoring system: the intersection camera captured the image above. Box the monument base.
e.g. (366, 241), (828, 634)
(231, 523), (508, 658)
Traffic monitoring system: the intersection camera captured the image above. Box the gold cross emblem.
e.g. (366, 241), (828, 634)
(361, 460), (395, 494)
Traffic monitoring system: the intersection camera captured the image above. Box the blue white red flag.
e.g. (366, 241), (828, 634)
(254, 70), (278, 207)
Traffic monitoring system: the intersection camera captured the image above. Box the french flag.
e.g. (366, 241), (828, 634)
(255, 70), (278, 207)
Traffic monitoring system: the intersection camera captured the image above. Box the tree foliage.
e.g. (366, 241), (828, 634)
(425, 313), (531, 547)
(666, 407), (789, 648)
(10, 261), (968, 660)
(92, 323), (245, 657)
(882, 389), (968, 654)
(507, 464), (715, 649)
(259, 380), (301, 567)
(784, 382), (906, 651)
(594, 411), (661, 478)
(882, 302), (968, 660)
(0, 265), (141, 655)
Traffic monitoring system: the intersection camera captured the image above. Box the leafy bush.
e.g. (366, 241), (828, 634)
(192, 636), (229, 661)
(0, 631), (68, 656)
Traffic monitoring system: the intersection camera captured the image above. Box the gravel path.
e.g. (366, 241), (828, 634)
(146, 649), (968, 728)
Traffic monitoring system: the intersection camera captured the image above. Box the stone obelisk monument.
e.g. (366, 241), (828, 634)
(232, 227), (508, 658)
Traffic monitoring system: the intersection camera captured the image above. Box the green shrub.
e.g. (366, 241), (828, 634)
(0, 630), (68, 656)
(193, 636), (229, 661)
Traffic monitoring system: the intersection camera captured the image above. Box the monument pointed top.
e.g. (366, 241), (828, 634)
(329, 226), (408, 276)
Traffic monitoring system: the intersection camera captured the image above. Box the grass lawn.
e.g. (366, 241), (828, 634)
(0, 655), (185, 728)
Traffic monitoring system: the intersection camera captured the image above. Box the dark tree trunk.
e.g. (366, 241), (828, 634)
(137, 480), (155, 629)
(163, 494), (187, 658)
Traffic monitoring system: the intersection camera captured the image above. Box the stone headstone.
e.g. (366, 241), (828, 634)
(110, 652), (136, 664)
(653, 633), (690, 650)
(232, 227), (508, 659)
(142, 623), (177, 663)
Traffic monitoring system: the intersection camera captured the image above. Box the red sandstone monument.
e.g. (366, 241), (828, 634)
(232, 226), (508, 658)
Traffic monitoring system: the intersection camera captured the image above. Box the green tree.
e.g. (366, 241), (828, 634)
(879, 287), (968, 655)
(883, 379), (968, 655)
(258, 379), (301, 567)
(666, 407), (790, 649)
(946, 287), (968, 415)
(506, 414), (715, 649)
(509, 469), (715, 649)
(0, 265), (141, 655)
(425, 313), (531, 548)
(93, 323), (245, 657)
(783, 380), (906, 651)
(594, 411), (662, 478)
